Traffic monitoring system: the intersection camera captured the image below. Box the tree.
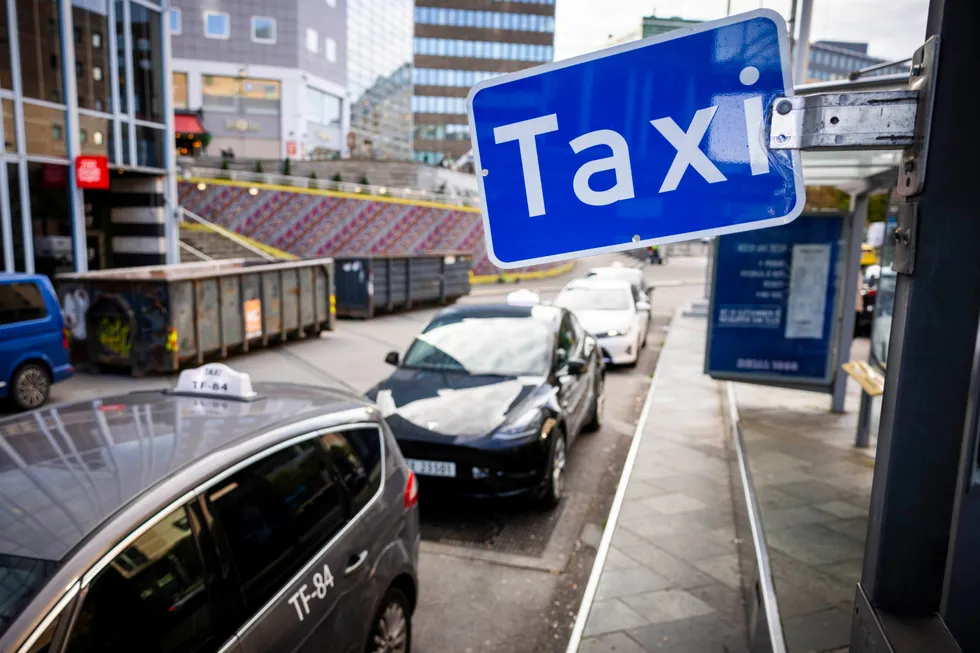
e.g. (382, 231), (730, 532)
(282, 158), (293, 176)
(331, 172), (343, 183)
(219, 158), (230, 179)
(868, 193), (889, 223)
(358, 174), (370, 186)
(254, 160), (264, 174)
(309, 170), (318, 189)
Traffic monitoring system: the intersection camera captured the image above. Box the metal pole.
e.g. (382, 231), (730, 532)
(726, 0), (732, 16)
(831, 191), (866, 413)
(854, 0), (980, 648)
(787, 0), (799, 52)
(59, 0), (88, 273)
(855, 390), (872, 448)
(792, 0), (814, 85)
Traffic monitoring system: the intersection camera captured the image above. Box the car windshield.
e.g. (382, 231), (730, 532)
(0, 553), (59, 638)
(402, 316), (552, 376)
(555, 287), (633, 311)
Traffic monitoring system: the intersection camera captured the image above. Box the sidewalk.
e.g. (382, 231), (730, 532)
(577, 313), (748, 653)
(573, 312), (875, 653)
(736, 355), (873, 653)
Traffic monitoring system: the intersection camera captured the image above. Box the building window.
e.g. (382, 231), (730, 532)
(92, 32), (102, 48)
(203, 11), (229, 39)
(169, 8), (181, 34)
(92, 66), (103, 81)
(173, 72), (188, 109)
(18, 0), (65, 103)
(306, 28), (319, 53)
(307, 86), (342, 125)
(202, 75), (281, 115)
(131, 4), (164, 123)
(325, 37), (337, 62)
(251, 16), (276, 43)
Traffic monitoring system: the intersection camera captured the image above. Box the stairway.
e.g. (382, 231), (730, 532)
(180, 228), (269, 262)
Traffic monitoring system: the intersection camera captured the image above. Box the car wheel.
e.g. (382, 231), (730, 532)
(583, 378), (604, 433)
(367, 587), (411, 653)
(539, 429), (567, 509)
(10, 363), (50, 412)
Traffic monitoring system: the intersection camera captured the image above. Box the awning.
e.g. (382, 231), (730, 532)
(174, 114), (205, 136)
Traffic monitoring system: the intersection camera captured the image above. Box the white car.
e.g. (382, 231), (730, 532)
(554, 278), (650, 365)
(585, 265), (651, 299)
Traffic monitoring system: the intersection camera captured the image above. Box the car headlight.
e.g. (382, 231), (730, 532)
(493, 408), (546, 440)
(602, 325), (631, 338)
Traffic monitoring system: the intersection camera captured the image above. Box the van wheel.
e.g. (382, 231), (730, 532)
(10, 363), (50, 412)
(367, 587), (411, 653)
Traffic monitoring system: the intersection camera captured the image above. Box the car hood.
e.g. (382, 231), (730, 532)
(367, 368), (548, 440)
(569, 309), (633, 336)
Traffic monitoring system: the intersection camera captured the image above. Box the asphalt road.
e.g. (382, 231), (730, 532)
(44, 251), (708, 653)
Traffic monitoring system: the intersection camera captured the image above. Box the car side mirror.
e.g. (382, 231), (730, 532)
(566, 357), (587, 374)
(385, 351), (400, 366)
(637, 300), (651, 312)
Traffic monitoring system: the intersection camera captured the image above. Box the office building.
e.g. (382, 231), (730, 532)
(1, 0), (177, 275)
(641, 15), (701, 39)
(347, 0), (414, 160)
(806, 41), (908, 82)
(412, 0), (557, 165)
(169, 0), (348, 160)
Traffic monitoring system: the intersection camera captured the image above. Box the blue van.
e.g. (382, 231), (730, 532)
(0, 274), (74, 410)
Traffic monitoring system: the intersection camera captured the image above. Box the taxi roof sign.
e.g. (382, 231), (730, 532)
(174, 363), (257, 401)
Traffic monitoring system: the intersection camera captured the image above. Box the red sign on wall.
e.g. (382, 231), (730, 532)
(285, 140), (298, 157)
(75, 155), (110, 190)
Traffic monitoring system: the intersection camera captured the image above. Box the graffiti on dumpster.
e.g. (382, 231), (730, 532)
(62, 288), (91, 340)
(97, 317), (131, 360)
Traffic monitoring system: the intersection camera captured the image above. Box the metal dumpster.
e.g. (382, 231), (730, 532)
(56, 258), (336, 375)
(334, 253), (471, 318)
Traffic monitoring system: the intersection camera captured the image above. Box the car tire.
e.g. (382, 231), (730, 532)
(9, 363), (51, 412)
(583, 378), (604, 433)
(366, 587), (412, 653)
(538, 429), (567, 509)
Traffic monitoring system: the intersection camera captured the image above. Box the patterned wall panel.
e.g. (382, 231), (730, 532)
(178, 182), (563, 276)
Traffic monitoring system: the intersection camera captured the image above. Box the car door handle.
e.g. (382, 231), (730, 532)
(345, 550), (368, 576)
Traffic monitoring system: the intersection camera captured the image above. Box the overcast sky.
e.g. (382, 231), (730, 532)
(554, 0), (929, 62)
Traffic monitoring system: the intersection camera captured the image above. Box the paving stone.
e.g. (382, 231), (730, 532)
(754, 485), (811, 510)
(782, 607), (853, 652)
(773, 575), (839, 618)
(768, 549), (856, 607)
(758, 505), (839, 530)
(627, 614), (748, 653)
(596, 566), (674, 600)
(617, 540), (716, 589)
(821, 517), (870, 541)
(776, 479), (858, 503)
(767, 523), (863, 566)
(605, 546), (644, 571)
(647, 528), (734, 562)
(691, 553), (742, 589)
(626, 480), (671, 501)
(818, 557), (865, 586)
(640, 492), (708, 515)
(584, 599), (650, 637)
(622, 589), (716, 623)
(685, 583), (746, 629)
(580, 632), (648, 653)
(751, 466), (820, 487)
(618, 500), (659, 526)
(814, 500), (869, 519)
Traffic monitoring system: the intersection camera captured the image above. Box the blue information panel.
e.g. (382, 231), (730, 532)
(706, 214), (844, 387)
(468, 10), (803, 269)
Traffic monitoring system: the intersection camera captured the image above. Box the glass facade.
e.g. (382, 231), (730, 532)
(0, 0), (173, 275)
(348, 0), (414, 160)
(414, 38), (552, 62)
(807, 42), (910, 82)
(413, 2), (555, 164)
(415, 7), (554, 32)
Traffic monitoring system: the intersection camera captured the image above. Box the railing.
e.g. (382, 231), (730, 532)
(178, 206), (279, 263)
(177, 166), (481, 208)
(178, 240), (214, 261)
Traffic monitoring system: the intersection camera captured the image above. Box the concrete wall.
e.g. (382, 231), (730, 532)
(177, 181), (557, 276)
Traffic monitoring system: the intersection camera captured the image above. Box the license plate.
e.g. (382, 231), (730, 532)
(405, 458), (456, 478)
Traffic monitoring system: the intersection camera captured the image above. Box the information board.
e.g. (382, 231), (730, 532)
(706, 214), (844, 388)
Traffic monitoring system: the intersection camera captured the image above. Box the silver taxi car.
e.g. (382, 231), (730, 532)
(0, 364), (420, 653)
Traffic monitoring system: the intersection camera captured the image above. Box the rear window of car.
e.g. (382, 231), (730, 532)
(0, 283), (48, 326)
(0, 554), (59, 640)
(321, 427), (383, 515)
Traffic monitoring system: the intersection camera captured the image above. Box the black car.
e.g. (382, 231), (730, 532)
(366, 304), (605, 507)
(0, 364), (420, 653)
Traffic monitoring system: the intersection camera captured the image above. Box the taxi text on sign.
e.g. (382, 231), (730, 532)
(467, 10), (803, 268)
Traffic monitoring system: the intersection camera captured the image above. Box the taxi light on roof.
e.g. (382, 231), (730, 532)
(507, 289), (541, 306)
(174, 363), (257, 400)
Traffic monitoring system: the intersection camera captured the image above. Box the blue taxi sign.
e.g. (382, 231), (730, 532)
(467, 9), (803, 269)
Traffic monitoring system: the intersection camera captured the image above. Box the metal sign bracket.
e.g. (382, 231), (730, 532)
(893, 201), (919, 275)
